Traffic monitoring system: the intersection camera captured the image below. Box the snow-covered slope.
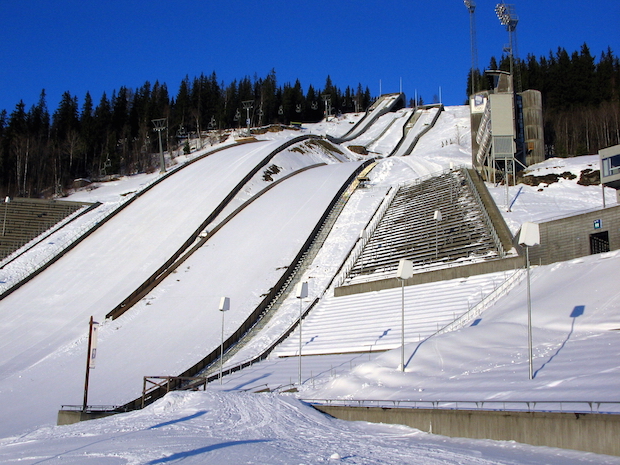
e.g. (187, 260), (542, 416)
(2, 390), (614, 465)
(0, 105), (618, 464)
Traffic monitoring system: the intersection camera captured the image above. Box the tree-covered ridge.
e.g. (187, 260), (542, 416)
(0, 71), (372, 198)
(471, 44), (620, 157)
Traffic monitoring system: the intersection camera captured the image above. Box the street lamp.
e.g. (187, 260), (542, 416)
(152, 118), (167, 174)
(518, 222), (539, 380)
(433, 210), (442, 260)
(396, 259), (414, 371)
(296, 281), (308, 385)
(2, 196), (10, 236)
(218, 296), (230, 384)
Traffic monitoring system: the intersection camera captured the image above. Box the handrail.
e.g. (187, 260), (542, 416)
(462, 168), (505, 258)
(303, 398), (620, 414)
(332, 185), (398, 288)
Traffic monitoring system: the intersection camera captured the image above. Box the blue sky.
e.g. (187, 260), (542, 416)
(1, 0), (618, 115)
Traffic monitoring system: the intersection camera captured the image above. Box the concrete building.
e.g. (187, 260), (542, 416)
(470, 71), (544, 181)
(600, 144), (620, 203)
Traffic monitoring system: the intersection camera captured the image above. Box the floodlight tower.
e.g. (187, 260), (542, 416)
(464, 0), (479, 96)
(495, 2), (519, 91)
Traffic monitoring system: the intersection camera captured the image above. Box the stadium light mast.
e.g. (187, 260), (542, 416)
(495, 2), (519, 90)
(464, 0), (479, 96)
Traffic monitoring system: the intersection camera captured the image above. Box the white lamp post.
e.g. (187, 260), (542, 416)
(433, 210), (442, 260)
(295, 281), (308, 385)
(218, 296), (230, 384)
(518, 222), (539, 380)
(396, 259), (414, 371)
(2, 196), (10, 236)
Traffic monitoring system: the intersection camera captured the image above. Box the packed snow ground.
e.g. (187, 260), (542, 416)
(0, 106), (619, 464)
(2, 390), (618, 465)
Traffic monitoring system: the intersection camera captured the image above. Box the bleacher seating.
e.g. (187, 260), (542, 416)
(0, 198), (92, 261)
(346, 169), (501, 283)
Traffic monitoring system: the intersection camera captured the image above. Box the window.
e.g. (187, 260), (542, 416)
(602, 153), (620, 178)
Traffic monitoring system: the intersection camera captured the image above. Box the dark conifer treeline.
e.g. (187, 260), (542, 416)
(0, 70), (372, 198)
(469, 43), (620, 158)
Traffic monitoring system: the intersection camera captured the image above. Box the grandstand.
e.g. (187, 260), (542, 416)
(343, 167), (506, 286)
(0, 198), (95, 261)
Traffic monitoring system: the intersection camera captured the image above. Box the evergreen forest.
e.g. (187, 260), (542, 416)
(471, 43), (620, 158)
(1, 43), (619, 199)
(0, 71), (372, 198)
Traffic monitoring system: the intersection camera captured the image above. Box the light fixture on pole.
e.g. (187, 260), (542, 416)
(495, 2), (519, 87)
(218, 296), (230, 385)
(518, 222), (539, 380)
(433, 209), (442, 260)
(2, 196), (10, 236)
(152, 118), (167, 174)
(396, 259), (414, 372)
(295, 281), (308, 385)
(464, 0), (478, 96)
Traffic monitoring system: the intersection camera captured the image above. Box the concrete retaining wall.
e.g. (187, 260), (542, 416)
(335, 256), (523, 297)
(314, 405), (620, 457)
(57, 409), (118, 426)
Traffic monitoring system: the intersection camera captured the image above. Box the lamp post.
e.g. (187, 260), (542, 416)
(396, 259), (414, 371)
(296, 281), (308, 385)
(433, 210), (442, 260)
(518, 222), (539, 380)
(2, 196), (10, 236)
(152, 118), (167, 174)
(218, 297), (230, 384)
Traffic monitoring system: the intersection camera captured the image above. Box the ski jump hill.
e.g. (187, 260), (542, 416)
(0, 99), (619, 460)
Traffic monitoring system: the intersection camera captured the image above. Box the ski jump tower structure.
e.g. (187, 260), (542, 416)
(469, 2), (545, 183)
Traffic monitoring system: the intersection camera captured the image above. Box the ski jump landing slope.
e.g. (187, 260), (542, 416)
(0, 140), (287, 382)
(0, 154), (364, 437)
(327, 93), (405, 143)
(390, 106), (441, 157)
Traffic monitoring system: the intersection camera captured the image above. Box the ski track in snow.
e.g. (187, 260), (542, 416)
(0, 106), (618, 464)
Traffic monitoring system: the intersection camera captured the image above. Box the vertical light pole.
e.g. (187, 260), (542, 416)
(242, 100), (254, 135)
(152, 118), (167, 174)
(464, 0), (478, 96)
(82, 316), (99, 412)
(433, 210), (442, 260)
(218, 296), (230, 385)
(518, 222), (539, 380)
(396, 259), (414, 372)
(495, 3), (519, 83)
(296, 281), (308, 385)
(2, 196), (10, 236)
